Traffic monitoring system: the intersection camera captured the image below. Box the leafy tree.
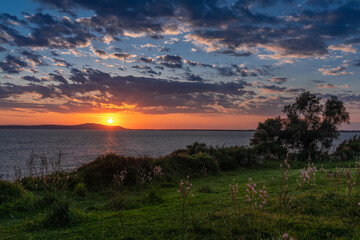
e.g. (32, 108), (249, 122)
(251, 91), (350, 160)
(250, 117), (287, 159)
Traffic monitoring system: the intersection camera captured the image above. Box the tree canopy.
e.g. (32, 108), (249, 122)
(250, 91), (350, 160)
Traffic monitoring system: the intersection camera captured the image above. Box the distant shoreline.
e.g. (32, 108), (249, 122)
(0, 124), (359, 132)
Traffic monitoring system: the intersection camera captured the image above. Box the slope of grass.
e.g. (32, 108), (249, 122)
(1, 160), (360, 240)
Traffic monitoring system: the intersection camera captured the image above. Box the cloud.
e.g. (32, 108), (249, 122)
(318, 64), (349, 76)
(184, 60), (213, 68)
(132, 65), (161, 76)
(214, 64), (274, 77)
(93, 49), (107, 58)
(157, 54), (183, 68)
(268, 77), (288, 84)
(21, 75), (45, 83)
(184, 73), (203, 82)
(137, 56), (155, 64)
(0, 54), (28, 74)
(0, 67), (257, 114)
(110, 52), (136, 61)
(317, 83), (349, 89)
(354, 59), (360, 67)
(53, 58), (72, 68)
(0, 12), (94, 49)
(328, 44), (357, 53)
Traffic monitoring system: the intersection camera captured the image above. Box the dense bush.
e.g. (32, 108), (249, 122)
(334, 135), (360, 160)
(208, 146), (257, 170)
(252, 141), (287, 161)
(78, 154), (154, 189)
(0, 180), (25, 204)
(42, 197), (75, 227)
(164, 151), (219, 177)
(74, 183), (87, 197)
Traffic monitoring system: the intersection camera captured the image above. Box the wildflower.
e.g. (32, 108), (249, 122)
(297, 163), (317, 188)
(245, 178), (268, 210)
(177, 175), (193, 231)
(201, 166), (208, 177)
(153, 166), (163, 176)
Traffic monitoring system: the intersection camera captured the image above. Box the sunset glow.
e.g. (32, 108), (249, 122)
(1, 1), (360, 129)
(107, 118), (114, 124)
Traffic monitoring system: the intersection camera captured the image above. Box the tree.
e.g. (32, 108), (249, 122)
(250, 117), (287, 159)
(251, 92), (350, 160)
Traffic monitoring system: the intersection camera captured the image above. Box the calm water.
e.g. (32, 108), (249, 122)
(0, 129), (359, 179)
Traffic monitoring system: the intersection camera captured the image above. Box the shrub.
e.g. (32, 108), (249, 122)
(185, 142), (208, 155)
(253, 141), (287, 161)
(164, 152), (219, 178)
(0, 180), (25, 204)
(78, 153), (154, 190)
(334, 135), (360, 160)
(143, 188), (163, 204)
(42, 198), (75, 227)
(208, 147), (238, 170)
(74, 183), (87, 197)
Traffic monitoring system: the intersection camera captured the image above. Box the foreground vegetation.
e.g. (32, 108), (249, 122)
(1, 144), (360, 239)
(1, 92), (360, 239)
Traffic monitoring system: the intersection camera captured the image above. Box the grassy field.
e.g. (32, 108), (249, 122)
(1, 160), (360, 240)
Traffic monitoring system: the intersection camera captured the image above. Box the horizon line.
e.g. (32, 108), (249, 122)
(0, 123), (360, 132)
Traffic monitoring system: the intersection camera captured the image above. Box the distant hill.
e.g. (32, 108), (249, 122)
(0, 123), (127, 130)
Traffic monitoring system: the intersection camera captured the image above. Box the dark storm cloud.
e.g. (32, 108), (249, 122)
(0, 54), (28, 74)
(0, 46), (6, 52)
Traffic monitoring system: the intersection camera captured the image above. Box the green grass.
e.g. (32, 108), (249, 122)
(1, 161), (360, 240)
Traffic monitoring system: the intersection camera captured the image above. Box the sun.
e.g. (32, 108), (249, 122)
(107, 118), (114, 124)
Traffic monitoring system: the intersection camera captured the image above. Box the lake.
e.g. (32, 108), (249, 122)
(0, 129), (359, 180)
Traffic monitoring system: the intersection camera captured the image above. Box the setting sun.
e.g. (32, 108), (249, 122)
(107, 118), (114, 124)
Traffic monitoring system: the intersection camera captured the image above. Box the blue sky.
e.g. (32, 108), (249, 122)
(0, 0), (360, 129)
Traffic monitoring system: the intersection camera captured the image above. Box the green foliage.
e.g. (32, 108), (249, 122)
(164, 151), (219, 178)
(78, 154), (154, 189)
(142, 188), (163, 205)
(334, 135), (360, 160)
(0, 180), (25, 204)
(42, 198), (76, 228)
(198, 185), (214, 193)
(186, 142), (208, 155)
(74, 183), (87, 197)
(251, 92), (350, 161)
(2, 161), (360, 239)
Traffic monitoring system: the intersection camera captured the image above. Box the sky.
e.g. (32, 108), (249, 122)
(0, 0), (360, 129)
